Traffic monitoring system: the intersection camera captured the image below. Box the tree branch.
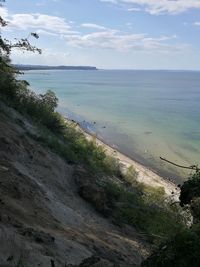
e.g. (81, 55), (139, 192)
(160, 157), (199, 172)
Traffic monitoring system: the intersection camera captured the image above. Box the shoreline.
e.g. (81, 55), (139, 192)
(65, 118), (179, 197)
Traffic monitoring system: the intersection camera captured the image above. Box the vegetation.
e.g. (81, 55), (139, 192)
(0, 9), (120, 174)
(142, 226), (200, 267)
(92, 179), (187, 245)
(1, 5), (200, 266)
(15, 258), (26, 267)
(142, 170), (200, 266)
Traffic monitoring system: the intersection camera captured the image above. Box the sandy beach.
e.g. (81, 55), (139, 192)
(66, 118), (179, 197)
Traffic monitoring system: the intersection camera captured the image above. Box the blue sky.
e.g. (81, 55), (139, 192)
(1, 0), (200, 69)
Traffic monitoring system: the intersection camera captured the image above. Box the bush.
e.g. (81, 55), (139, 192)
(124, 165), (139, 185)
(143, 171), (200, 266)
(103, 181), (186, 245)
(180, 171), (200, 206)
(180, 171), (200, 223)
(142, 225), (200, 267)
(0, 76), (66, 134)
(191, 197), (200, 223)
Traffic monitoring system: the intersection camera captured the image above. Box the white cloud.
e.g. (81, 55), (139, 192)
(0, 7), (72, 34)
(0, 7), (187, 54)
(0, 7), (8, 18)
(100, 0), (117, 3)
(36, 29), (58, 36)
(81, 23), (107, 30)
(64, 29), (185, 53)
(194, 22), (200, 26)
(127, 7), (141, 12)
(100, 0), (200, 15)
(10, 13), (71, 33)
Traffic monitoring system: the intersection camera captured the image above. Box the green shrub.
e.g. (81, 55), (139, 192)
(180, 171), (200, 206)
(103, 181), (186, 245)
(15, 258), (26, 267)
(142, 225), (200, 267)
(0, 59), (124, 175)
(124, 165), (139, 184)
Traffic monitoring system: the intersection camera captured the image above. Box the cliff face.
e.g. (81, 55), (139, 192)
(0, 102), (147, 267)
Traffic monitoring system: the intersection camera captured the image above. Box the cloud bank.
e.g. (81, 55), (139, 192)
(101, 0), (200, 15)
(0, 7), (186, 53)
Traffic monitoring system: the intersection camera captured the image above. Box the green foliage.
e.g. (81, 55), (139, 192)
(180, 171), (200, 206)
(124, 165), (139, 185)
(142, 225), (200, 267)
(0, 13), (41, 78)
(0, 75), (65, 133)
(143, 171), (200, 266)
(35, 127), (78, 163)
(40, 89), (58, 111)
(143, 185), (165, 203)
(191, 197), (200, 223)
(179, 170), (200, 222)
(0, 14), (41, 58)
(103, 181), (186, 245)
(102, 154), (120, 175)
(28, 118), (120, 175)
(15, 258), (26, 267)
(0, 61), (121, 173)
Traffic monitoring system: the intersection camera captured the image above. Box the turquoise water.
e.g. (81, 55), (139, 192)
(22, 70), (200, 182)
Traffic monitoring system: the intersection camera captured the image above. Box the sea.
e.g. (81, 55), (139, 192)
(21, 69), (200, 182)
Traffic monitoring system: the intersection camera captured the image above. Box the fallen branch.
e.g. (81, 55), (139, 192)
(160, 157), (199, 172)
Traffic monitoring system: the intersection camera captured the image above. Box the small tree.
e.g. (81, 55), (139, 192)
(0, 0), (41, 75)
(0, 2), (41, 102)
(180, 171), (200, 223)
(40, 90), (58, 112)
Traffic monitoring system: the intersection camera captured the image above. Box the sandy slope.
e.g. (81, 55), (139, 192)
(0, 103), (148, 267)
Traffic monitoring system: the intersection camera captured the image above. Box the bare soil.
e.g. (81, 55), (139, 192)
(0, 102), (148, 267)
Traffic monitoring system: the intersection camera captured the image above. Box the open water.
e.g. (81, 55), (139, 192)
(22, 70), (200, 182)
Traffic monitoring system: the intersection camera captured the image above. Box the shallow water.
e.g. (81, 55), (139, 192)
(22, 69), (200, 182)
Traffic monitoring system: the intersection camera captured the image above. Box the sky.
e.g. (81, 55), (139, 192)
(1, 0), (200, 69)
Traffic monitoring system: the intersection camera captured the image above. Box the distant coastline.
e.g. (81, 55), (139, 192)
(14, 64), (98, 71)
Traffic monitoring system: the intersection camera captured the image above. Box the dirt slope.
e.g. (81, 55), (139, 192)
(0, 103), (148, 267)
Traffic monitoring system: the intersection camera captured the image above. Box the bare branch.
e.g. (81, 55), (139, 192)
(160, 157), (200, 172)
(0, 16), (7, 27)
